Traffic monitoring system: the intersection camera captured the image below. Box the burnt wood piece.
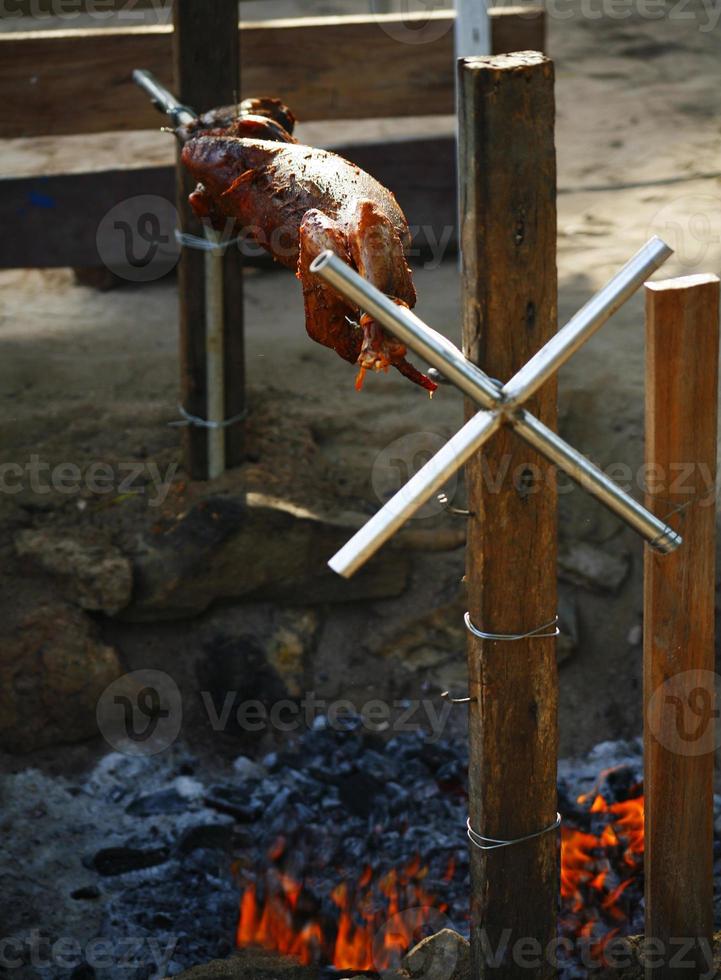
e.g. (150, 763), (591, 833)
(644, 274), (720, 979)
(0, 8), (545, 138)
(173, 0), (244, 477)
(459, 53), (558, 979)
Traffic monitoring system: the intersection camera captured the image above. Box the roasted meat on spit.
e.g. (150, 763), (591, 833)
(180, 98), (436, 393)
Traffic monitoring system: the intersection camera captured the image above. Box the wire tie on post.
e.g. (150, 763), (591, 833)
(467, 813), (561, 851)
(169, 405), (247, 430)
(175, 229), (244, 254)
(440, 691), (475, 705)
(464, 611), (559, 641)
(437, 492), (474, 518)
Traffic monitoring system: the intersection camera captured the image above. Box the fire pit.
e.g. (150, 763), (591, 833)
(4, 718), (714, 980)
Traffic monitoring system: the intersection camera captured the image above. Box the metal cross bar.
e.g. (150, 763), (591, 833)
(310, 238), (683, 578)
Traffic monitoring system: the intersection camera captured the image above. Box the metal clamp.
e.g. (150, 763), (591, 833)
(440, 690), (475, 705)
(169, 405), (247, 430)
(175, 229), (243, 254)
(467, 813), (561, 851)
(464, 612), (559, 642)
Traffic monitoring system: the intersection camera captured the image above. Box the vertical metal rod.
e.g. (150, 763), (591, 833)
(205, 228), (226, 480)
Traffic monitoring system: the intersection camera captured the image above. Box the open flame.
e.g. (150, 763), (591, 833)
(235, 768), (644, 971)
(560, 774), (644, 959)
(236, 845), (454, 970)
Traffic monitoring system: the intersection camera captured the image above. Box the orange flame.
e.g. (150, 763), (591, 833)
(236, 854), (455, 970)
(560, 782), (644, 960)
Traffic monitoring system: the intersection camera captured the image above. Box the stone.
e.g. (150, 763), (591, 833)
(267, 610), (318, 698)
(559, 542), (630, 594)
(627, 622), (643, 646)
(403, 929), (470, 980)
(167, 949), (317, 980)
(0, 598), (122, 752)
(14, 528), (133, 615)
(90, 845), (170, 876)
(126, 494), (410, 619)
(232, 757), (267, 781)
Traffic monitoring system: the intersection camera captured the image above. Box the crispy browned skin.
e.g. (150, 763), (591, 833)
(181, 123), (436, 393)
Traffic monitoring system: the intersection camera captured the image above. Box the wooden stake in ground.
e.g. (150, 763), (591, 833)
(173, 0), (245, 479)
(644, 274), (720, 980)
(458, 53), (558, 979)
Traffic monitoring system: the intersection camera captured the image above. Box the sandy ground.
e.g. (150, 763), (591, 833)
(2, 0), (721, 759)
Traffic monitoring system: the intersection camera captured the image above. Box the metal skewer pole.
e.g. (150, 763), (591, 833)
(132, 69), (197, 129)
(132, 66), (233, 479)
(502, 235), (672, 406)
(310, 242), (681, 578)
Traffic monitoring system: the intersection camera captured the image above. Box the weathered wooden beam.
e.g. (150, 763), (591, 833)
(0, 134), (458, 269)
(173, 0), (244, 479)
(460, 52), (558, 979)
(0, 7), (544, 138)
(644, 274), (720, 979)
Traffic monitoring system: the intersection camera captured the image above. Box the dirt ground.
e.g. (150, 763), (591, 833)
(2, 0), (721, 761)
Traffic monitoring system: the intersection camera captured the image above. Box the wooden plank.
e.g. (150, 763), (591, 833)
(173, 0), (244, 478)
(0, 134), (458, 269)
(644, 274), (720, 979)
(459, 52), (558, 979)
(0, 8), (544, 138)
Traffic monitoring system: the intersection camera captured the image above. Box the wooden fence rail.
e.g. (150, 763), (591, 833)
(0, 8), (544, 137)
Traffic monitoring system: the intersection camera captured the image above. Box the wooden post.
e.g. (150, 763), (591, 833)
(173, 0), (245, 479)
(459, 53), (558, 978)
(644, 274), (720, 979)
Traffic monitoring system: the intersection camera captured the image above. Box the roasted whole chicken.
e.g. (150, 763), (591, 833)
(180, 98), (436, 393)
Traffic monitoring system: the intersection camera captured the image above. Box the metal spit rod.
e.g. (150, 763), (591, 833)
(310, 245), (681, 578)
(132, 69), (197, 129)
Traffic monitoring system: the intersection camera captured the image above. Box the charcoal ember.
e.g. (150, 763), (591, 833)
(177, 824), (235, 854)
(265, 787), (294, 819)
(90, 845), (170, 876)
(70, 884), (101, 900)
(69, 964), (97, 980)
(292, 802), (315, 824)
(204, 787), (264, 822)
(337, 770), (384, 817)
(361, 748), (402, 782)
(126, 788), (188, 816)
(232, 756), (267, 781)
(419, 741), (458, 775)
(594, 764), (642, 803)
